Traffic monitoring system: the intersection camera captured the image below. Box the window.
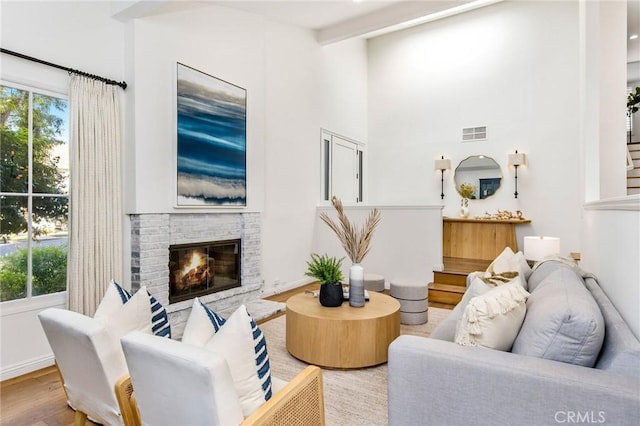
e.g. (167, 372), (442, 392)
(1, 82), (69, 302)
(628, 86), (634, 136)
(321, 130), (364, 203)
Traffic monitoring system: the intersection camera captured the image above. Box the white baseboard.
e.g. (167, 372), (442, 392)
(0, 353), (55, 382)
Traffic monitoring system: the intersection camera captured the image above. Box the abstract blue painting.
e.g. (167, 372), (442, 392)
(177, 63), (246, 206)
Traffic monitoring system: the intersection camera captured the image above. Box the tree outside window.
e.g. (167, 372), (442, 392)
(1, 83), (69, 302)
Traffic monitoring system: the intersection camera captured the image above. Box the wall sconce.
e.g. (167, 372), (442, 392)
(508, 150), (526, 198)
(434, 156), (451, 199)
(524, 236), (560, 262)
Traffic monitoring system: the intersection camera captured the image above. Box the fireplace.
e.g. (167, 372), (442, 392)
(168, 239), (241, 304)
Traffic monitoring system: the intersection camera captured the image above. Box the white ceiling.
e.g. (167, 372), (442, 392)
(111, 0), (490, 43)
(209, 0), (405, 30)
(113, 0), (639, 52)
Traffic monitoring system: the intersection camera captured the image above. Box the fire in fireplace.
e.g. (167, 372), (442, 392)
(168, 239), (241, 304)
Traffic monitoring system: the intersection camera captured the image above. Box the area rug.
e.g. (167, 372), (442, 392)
(259, 307), (450, 426)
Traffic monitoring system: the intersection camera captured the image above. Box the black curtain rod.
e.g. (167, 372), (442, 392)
(1, 48), (127, 90)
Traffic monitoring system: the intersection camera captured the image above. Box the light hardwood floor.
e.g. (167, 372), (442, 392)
(0, 284), (317, 426)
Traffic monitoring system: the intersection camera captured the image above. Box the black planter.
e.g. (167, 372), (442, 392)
(319, 282), (344, 307)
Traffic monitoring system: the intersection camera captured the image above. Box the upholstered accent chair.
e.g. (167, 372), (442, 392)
(117, 331), (325, 426)
(38, 308), (129, 425)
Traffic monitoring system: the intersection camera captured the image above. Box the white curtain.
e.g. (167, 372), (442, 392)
(67, 75), (123, 316)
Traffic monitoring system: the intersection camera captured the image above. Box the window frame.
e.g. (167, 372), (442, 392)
(320, 129), (366, 204)
(1, 79), (70, 306)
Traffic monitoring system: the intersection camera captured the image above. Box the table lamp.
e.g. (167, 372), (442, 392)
(524, 236), (561, 262)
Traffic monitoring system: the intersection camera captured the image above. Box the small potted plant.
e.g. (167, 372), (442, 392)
(305, 253), (344, 307)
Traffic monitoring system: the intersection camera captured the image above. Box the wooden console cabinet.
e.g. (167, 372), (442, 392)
(429, 217), (531, 308)
(443, 217), (531, 261)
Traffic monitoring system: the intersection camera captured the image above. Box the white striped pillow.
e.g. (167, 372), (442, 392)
(94, 280), (171, 339)
(203, 305), (273, 417)
(181, 297), (226, 346)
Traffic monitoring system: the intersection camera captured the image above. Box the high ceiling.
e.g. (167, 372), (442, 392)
(111, 0), (497, 44)
(112, 0), (639, 52)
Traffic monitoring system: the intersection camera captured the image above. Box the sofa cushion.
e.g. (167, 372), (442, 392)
(527, 258), (579, 293)
(454, 279), (529, 350)
(511, 268), (605, 367)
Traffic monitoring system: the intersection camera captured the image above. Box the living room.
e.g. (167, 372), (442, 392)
(1, 0), (639, 421)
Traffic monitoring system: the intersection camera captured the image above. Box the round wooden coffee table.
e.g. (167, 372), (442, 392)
(285, 291), (401, 369)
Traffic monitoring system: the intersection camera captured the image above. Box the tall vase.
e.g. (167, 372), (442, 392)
(460, 198), (470, 218)
(349, 264), (365, 307)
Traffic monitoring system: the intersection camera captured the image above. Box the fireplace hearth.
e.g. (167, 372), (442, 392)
(130, 213), (262, 337)
(168, 239), (241, 304)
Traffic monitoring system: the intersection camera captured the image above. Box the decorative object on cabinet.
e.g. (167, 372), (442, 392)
(523, 236), (560, 262)
(454, 155), (502, 199)
(479, 210), (527, 221)
(434, 156), (451, 200)
(320, 196), (381, 308)
(176, 62), (247, 207)
(460, 198), (470, 218)
(507, 150), (526, 199)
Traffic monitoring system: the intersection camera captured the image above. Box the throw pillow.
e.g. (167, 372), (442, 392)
(511, 268), (605, 367)
(203, 305), (272, 417)
(483, 247), (531, 289)
(102, 287), (153, 338)
(181, 297), (227, 347)
(94, 280), (171, 338)
(430, 276), (497, 342)
(94, 279), (132, 320)
(455, 279), (530, 351)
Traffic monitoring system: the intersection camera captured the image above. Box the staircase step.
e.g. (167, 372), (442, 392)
(628, 168), (640, 178)
(428, 282), (465, 306)
(433, 271), (467, 286)
(627, 177), (640, 187)
(628, 187), (640, 195)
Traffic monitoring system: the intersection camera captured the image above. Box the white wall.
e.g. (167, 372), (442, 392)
(123, 7), (369, 295)
(579, 0), (639, 339)
(320, 38), (369, 143)
(366, 0), (581, 254)
(312, 205), (443, 288)
(581, 199), (640, 339)
(124, 6), (266, 214)
(261, 20), (322, 292)
(0, 0), (125, 380)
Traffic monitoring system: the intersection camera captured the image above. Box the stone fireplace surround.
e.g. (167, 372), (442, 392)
(130, 212), (262, 338)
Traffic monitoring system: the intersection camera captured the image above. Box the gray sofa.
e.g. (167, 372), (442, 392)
(388, 261), (640, 425)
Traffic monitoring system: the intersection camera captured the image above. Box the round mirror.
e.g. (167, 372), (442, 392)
(454, 155), (502, 199)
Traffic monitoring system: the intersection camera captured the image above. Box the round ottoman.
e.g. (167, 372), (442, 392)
(364, 273), (385, 292)
(390, 278), (428, 325)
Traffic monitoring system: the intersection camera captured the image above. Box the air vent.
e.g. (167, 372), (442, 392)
(462, 126), (487, 141)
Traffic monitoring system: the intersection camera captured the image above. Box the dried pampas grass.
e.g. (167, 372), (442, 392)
(320, 196), (381, 264)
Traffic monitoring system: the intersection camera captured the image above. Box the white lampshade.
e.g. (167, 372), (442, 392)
(524, 236), (561, 261)
(508, 152), (526, 166)
(434, 158), (451, 171)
